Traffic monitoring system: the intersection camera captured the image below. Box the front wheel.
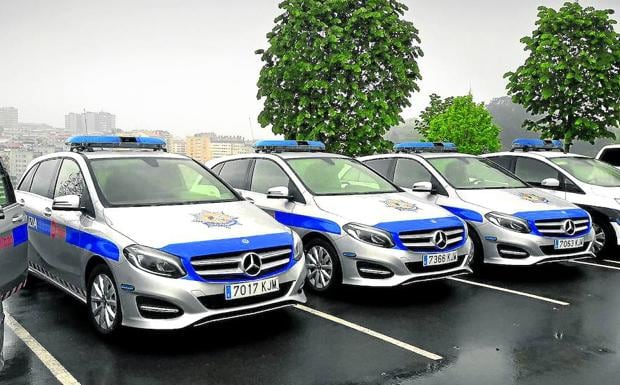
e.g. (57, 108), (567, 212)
(304, 238), (342, 293)
(87, 264), (122, 335)
(591, 219), (615, 259)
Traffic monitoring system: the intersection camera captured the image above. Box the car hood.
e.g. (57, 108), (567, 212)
(587, 185), (620, 199)
(103, 201), (292, 254)
(455, 188), (576, 215)
(313, 192), (455, 225)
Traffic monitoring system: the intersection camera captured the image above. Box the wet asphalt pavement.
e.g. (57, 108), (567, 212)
(2, 259), (620, 385)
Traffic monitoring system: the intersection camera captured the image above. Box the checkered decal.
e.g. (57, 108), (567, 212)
(29, 262), (87, 299)
(0, 277), (27, 301)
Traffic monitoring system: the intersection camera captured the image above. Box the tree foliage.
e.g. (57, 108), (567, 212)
(504, 2), (620, 152)
(256, 0), (423, 156)
(414, 93), (454, 136)
(426, 95), (501, 155)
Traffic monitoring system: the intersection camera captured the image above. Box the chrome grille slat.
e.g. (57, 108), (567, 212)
(194, 267), (242, 276)
(398, 227), (465, 252)
(262, 259), (290, 270)
(191, 257), (242, 267)
(400, 228), (462, 240)
(534, 217), (590, 236)
(190, 246), (292, 280)
(257, 248), (291, 259)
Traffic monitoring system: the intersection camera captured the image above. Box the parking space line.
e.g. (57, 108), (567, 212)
(5, 313), (81, 385)
(602, 259), (620, 266)
(293, 304), (443, 360)
(572, 260), (620, 271)
(448, 277), (570, 306)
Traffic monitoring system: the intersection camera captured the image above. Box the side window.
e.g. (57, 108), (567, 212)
(564, 177), (583, 194)
(251, 159), (291, 194)
(218, 159), (252, 190)
(514, 158), (561, 188)
(364, 158), (393, 179)
(54, 159), (85, 198)
(211, 163), (224, 175)
(30, 159), (61, 198)
(18, 163), (39, 192)
(0, 163), (15, 207)
(393, 158), (432, 188)
(599, 148), (620, 167)
(487, 156), (513, 172)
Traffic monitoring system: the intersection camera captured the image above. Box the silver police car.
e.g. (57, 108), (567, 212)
(16, 136), (306, 335)
(360, 142), (595, 266)
(207, 140), (473, 292)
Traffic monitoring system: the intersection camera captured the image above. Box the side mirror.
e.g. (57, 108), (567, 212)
(541, 178), (560, 188)
(267, 186), (293, 200)
(0, 208), (4, 220)
(52, 195), (84, 211)
(412, 181), (435, 194)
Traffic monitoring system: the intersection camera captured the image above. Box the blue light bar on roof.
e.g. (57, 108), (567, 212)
(66, 136), (167, 152)
(254, 140), (325, 153)
(511, 138), (563, 152)
(394, 141), (458, 153)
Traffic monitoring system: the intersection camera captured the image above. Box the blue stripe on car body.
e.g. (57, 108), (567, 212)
(12, 224), (28, 246)
(513, 208), (591, 238)
(375, 216), (467, 252)
(274, 211), (341, 235)
(440, 205), (484, 223)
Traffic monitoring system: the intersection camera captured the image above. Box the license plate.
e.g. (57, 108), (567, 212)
(423, 251), (458, 267)
(554, 237), (585, 250)
(225, 277), (279, 300)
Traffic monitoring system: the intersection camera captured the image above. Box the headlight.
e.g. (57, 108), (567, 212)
(485, 212), (531, 233)
(292, 231), (303, 261)
(343, 223), (394, 248)
(123, 245), (186, 278)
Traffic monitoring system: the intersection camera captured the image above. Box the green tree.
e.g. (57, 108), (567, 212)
(426, 95), (501, 155)
(414, 93), (454, 137)
(256, 0), (423, 156)
(504, 2), (620, 152)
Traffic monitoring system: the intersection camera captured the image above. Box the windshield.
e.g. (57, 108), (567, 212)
(286, 157), (399, 196)
(89, 157), (238, 207)
(551, 157), (620, 187)
(427, 157), (527, 189)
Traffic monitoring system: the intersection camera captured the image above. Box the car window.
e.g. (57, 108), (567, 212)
(211, 162), (224, 175)
(18, 163), (38, 192)
(393, 158), (432, 188)
(54, 159), (85, 198)
(486, 156), (513, 172)
(427, 157), (526, 189)
(551, 157), (620, 187)
(218, 159), (252, 190)
(90, 157), (238, 207)
(30, 159), (61, 198)
(514, 157), (561, 188)
(0, 163), (15, 207)
(250, 159), (291, 194)
(364, 158), (393, 179)
(598, 148), (620, 167)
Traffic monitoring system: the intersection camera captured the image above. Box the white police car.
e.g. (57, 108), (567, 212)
(360, 142), (595, 266)
(207, 140), (473, 292)
(483, 138), (620, 257)
(16, 136), (306, 334)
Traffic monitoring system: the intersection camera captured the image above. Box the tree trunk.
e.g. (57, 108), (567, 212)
(563, 133), (572, 153)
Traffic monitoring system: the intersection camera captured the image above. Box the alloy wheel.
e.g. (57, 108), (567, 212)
(306, 245), (334, 290)
(90, 274), (118, 332)
(591, 222), (606, 255)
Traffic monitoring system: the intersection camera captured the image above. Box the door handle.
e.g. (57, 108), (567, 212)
(12, 214), (25, 223)
(18, 199), (25, 207)
(43, 207), (52, 217)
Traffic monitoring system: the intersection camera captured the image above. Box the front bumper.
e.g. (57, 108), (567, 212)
(474, 222), (595, 266)
(333, 236), (473, 287)
(113, 257), (307, 330)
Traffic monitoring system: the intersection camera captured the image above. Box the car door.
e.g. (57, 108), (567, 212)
(513, 157), (567, 200)
(391, 158), (444, 204)
(20, 158), (62, 278)
(0, 160), (28, 300)
(47, 158), (90, 288)
(245, 158), (303, 216)
(217, 158), (253, 200)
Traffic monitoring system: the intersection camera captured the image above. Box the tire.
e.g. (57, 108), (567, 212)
(591, 218), (616, 259)
(467, 225), (485, 269)
(86, 264), (123, 335)
(304, 237), (342, 293)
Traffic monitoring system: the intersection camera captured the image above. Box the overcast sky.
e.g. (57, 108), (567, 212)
(1, 0), (618, 138)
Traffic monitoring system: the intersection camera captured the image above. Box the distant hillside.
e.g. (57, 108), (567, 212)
(385, 118), (422, 143)
(486, 96), (619, 156)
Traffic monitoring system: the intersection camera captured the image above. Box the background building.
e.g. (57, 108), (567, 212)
(0, 107), (18, 131)
(185, 135), (213, 162)
(65, 111), (116, 134)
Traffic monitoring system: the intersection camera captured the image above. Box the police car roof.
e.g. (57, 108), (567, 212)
(486, 150), (588, 159)
(81, 150), (187, 160)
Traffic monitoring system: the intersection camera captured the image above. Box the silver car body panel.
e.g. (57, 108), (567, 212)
(359, 153), (595, 265)
(16, 151), (306, 330)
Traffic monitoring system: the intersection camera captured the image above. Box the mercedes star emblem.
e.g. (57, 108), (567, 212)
(562, 219), (576, 235)
(432, 230), (448, 249)
(241, 252), (262, 277)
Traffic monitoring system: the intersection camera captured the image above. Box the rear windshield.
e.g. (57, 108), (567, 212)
(89, 157), (238, 207)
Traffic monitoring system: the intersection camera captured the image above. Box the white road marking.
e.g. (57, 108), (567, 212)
(602, 259), (620, 266)
(294, 304), (442, 360)
(572, 260), (620, 271)
(448, 277), (570, 306)
(5, 313), (81, 385)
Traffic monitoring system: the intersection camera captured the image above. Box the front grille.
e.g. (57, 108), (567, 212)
(534, 217), (589, 237)
(540, 242), (591, 255)
(198, 281), (294, 310)
(406, 255), (466, 273)
(398, 226), (465, 252)
(190, 247), (292, 281)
